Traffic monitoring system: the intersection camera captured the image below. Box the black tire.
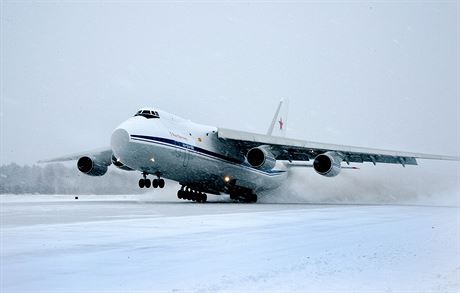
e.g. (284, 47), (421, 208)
(152, 179), (159, 188)
(177, 190), (183, 199)
(144, 179), (151, 188)
(248, 194), (257, 203)
(138, 179), (145, 188)
(201, 193), (207, 203)
(158, 179), (165, 188)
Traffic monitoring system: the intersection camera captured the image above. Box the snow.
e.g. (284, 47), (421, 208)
(1, 195), (459, 292)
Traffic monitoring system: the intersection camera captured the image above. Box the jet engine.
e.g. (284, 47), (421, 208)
(111, 155), (133, 171)
(77, 156), (109, 176)
(313, 151), (342, 177)
(247, 146), (276, 170)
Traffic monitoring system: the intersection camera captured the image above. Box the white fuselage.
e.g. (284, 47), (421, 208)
(110, 110), (287, 194)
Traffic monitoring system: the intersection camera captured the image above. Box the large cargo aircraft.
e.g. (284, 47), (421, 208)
(44, 99), (459, 203)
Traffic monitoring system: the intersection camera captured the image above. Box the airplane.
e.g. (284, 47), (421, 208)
(43, 99), (460, 203)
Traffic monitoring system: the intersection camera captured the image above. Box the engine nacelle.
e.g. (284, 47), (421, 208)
(313, 151), (342, 177)
(111, 155), (133, 171)
(77, 156), (109, 176)
(247, 146), (276, 170)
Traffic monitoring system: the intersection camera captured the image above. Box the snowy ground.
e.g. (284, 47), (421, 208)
(1, 194), (459, 292)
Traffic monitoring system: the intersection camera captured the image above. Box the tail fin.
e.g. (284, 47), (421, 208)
(267, 98), (289, 137)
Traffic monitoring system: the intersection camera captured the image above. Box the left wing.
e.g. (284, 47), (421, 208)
(39, 148), (112, 165)
(217, 128), (460, 166)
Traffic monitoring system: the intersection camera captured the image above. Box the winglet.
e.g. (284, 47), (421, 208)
(267, 98), (289, 137)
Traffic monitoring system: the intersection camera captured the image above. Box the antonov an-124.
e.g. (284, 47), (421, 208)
(43, 99), (459, 203)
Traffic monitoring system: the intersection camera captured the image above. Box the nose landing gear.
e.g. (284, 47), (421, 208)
(152, 178), (165, 189)
(138, 172), (165, 189)
(138, 172), (150, 188)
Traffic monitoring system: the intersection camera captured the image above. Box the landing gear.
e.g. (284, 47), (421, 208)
(138, 172), (165, 189)
(151, 178), (165, 189)
(229, 189), (257, 203)
(138, 172), (150, 188)
(245, 193), (257, 203)
(138, 178), (152, 188)
(177, 186), (207, 203)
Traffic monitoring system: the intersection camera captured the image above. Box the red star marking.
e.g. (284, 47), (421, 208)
(278, 118), (284, 130)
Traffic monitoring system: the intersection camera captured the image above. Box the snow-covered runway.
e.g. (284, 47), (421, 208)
(1, 195), (459, 292)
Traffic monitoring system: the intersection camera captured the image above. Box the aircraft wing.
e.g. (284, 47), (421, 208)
(38, 148), (112, 165)
(217, 128), (460, 166)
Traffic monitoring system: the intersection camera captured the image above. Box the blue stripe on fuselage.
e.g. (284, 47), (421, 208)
(130, 134), (286, 176)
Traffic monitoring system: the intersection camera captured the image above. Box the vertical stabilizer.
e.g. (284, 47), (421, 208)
(267, 98), (289, 137)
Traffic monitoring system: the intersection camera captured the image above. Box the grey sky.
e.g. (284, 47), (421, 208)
(1, 1), (459, 165)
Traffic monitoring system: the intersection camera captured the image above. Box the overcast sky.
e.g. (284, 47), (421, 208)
(1, 1), (459, 165)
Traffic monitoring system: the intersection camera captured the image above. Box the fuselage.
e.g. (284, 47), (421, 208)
(110, 109), (287, 195)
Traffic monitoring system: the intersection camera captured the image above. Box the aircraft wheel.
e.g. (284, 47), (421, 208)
(191, 191), (196, 202)
(138, 179), (145, 188)
(152, 179), (159, 188)
(158, 179), (165, 188)
(144, 179), (151, 188)
(247, 194), (257, 203)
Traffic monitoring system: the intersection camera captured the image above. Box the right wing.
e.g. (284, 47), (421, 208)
(218, 128), (460, 166)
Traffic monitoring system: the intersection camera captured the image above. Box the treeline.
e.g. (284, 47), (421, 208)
(0, 163), (145, 195)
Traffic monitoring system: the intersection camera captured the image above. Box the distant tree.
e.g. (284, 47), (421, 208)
(0, 163), (145, 195)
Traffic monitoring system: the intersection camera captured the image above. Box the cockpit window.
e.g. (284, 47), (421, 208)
(134, 110), (160, 119)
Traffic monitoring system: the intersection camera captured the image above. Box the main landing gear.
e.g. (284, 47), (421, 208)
(138, 172), (165, 189)
(229, 188), (257, 203)
(177, 186), (207, 203)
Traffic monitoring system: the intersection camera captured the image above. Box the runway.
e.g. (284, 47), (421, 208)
(1, 194), (459, 292)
